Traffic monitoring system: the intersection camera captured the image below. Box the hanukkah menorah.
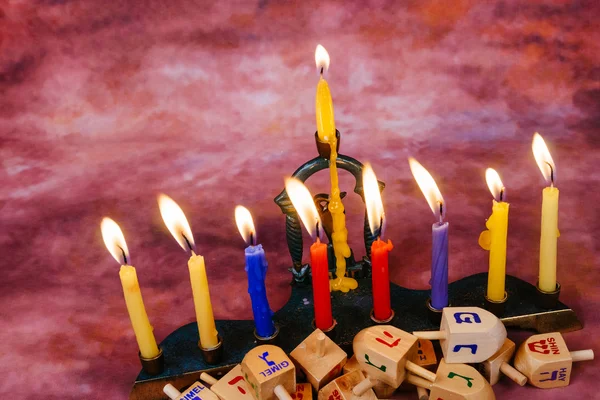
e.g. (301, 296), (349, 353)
(128, 129), (581, 399)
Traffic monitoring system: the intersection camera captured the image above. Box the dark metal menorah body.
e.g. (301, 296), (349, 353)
(274, 131), (385, 283)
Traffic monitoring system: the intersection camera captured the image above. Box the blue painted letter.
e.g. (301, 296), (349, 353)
(452, 344), (478, 354)
(453, 312), (481, 324)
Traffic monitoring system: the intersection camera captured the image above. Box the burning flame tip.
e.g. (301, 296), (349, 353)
(158, 194), (195, 251)
(485, 168), (505, 201)
(408, 157), (445, 219)
(532, 132), (556, 185)
(315, 44), (330, 72)
(363, 163), (385, 237)
(285, 178), (322, 241)
(100, 217), (130, 265)
(235, 205), (256, 246)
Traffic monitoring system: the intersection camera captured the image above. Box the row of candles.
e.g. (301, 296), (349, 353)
(100, 129), (559, 361)
(99, 45), (560, 363)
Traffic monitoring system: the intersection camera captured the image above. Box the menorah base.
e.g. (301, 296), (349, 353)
(129, 273), (582, 400)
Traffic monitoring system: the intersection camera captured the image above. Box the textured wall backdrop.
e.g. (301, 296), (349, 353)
(1, 0), (599, 398)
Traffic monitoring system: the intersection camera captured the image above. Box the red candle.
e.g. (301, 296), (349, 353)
(371, 238), (393, 321)
(311, 238), (333, 330)
(284, 177), (334, 330)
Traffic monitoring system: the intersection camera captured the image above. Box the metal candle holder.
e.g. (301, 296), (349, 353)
(274, 130), (385, 282)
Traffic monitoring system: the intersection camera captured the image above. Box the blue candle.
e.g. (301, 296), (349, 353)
(235, 206), (275, 338)
(245, 243), (275, 338)
(431, 222), (449, 309)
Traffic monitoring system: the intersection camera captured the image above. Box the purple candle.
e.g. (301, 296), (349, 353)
(431, 221), (449, 309)
(409, 157), (449, 310)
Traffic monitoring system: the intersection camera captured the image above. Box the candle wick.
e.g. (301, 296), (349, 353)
(316, 220), (321, 241)
(250, 231), (255, 247)
(439, 201), (444, 223)
(320, 67), (324, 75)
(118, 245), (128, 265)
(182, 233), (194, 252)
(545, 161), (554, 186)
(500, 187), (505, 202)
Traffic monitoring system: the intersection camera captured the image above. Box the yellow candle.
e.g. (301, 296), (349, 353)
(479, 169), (509, 301)
(120, 265), (160, 358)
(314, 44), (356, 292)
(189, 252), (219, 349)
(101, 217), (159, 359)
(533, 133), (560, 293)
(316, 76), (335, 143)
(157, 194), (219, 349)
(539, 187), (559, 292)
(479, 200), (510, 301)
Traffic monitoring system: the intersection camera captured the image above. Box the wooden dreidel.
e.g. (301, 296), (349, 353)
(413, 307), (506, 363)
(241, 344), (296, 400)
(200, 365), (254, 400)
(479, 338), (526, 386)
(341, 355), (396, 398)
(163, 382), (220, 400)
(513, 332), (594, 389)
(290, 329), (347, 390)
(353, 325), (437, 388)
(406, 359), (496, 400)
(342, 355), (359, 375)
(411, 339), (437, 371)
(318, 370), (377, 400)
(292, 383), (313, 400)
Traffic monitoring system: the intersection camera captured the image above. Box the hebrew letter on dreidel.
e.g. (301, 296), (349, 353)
(539, 371), (559, 382)
(229, 376), (248, 394)
(527, 340), (549, 354)
(453, 312), (482, 324)
(376, 331), (401, 348)
(447, 372), (474, 388)
(259, 352), (276, 367)
(453, 344), (478, 354)
(364, 354), (386, 372)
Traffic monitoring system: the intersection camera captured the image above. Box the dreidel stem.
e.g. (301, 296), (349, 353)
(499, 362), (527, 386)
(200, 372), (219, 386)
(274, 385), (293, 400)
(570, 350), (594, 362)
(412, 331), (447, 340)
(163, 384), (182, 400)
(316, 332), (326, 357)
(352, 377), (375, 396)
(405, 360), (437, 382)
(417, 386), (429, 400)
(406, 373), (434, 390)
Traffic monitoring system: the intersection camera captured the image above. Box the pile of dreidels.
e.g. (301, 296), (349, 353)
(163, 306), (593, 400)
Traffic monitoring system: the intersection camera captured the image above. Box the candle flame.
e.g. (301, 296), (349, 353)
(315, 44), (330, 73)
(100, 217), (130, 265)
(532, 132), (556, 185)
(285, 178), (323, 241)
(363, 163), (385, 237)
(157, 193), (195, 251)
(408, 157), (445, 220)
(235, 205), (257, 246)
(485, 168), (506, 202)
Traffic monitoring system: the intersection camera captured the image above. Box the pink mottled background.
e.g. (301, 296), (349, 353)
(1, 0), (599, 398)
